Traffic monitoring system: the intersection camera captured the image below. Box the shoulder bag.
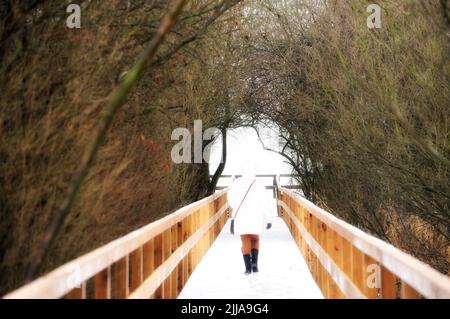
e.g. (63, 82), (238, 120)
(230, 180), (256, 235)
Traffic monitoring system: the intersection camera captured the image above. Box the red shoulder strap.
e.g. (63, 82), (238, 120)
(233, 179), (256, 218)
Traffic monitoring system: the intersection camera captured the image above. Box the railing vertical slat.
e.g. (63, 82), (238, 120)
(130, 247), (143, 292)
(326, 228), (337, 298)
(313, 216), (319, 281)
(170, 225), (178, 298)
(207, 202), (212, 247)
(401, 281), (422, 299)
(187, 214), (194, 277)
(363, 255), (380, 299)
(300, 207), (307, 256)
(200, 207), (206, 258)
(342, 238), (352, 296)
(381, 265), (397, 299)
(65, 281), (87, 299)
(317, 219), (324, 295)
(154, 234), (163, 299)
(191, 211), (197, 270)
(306, 212), (312, 273)
(333, 231), (345, 298)
(177, 221), (184, 295)
(183, 215), (191, 284)
(162, 229), (172, 298)
(114, 256), (129, 298)
(195, 210), (200, 267)
(214, 200), (220, 238)
(142, 239), (154, 298)
(94, 267), (111, 299)
(351, 247), (364, 293)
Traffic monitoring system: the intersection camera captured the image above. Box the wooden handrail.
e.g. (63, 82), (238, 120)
(4, 190), (229, 299)
(277, 187), (450, 299)
(6, 183), (448, 299)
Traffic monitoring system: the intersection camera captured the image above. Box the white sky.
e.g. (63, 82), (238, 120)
(208, 122), (293, 189)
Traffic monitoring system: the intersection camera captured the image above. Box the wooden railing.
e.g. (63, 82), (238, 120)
(213, 174), (301, 190)
(4, 190), (229, 299)
(5, 180), (449, 299)
(277, 187), (450, 299)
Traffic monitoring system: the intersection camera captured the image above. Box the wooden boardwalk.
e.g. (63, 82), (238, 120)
(4, 183), (450, 299)
(178, 217), (323, 299)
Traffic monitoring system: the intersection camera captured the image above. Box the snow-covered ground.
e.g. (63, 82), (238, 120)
(178, 217), (323, 299)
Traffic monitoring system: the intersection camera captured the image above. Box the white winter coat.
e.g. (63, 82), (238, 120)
(227, 177), (273, 235)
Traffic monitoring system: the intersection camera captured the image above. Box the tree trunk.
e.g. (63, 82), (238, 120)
(207, 128), (227, 195)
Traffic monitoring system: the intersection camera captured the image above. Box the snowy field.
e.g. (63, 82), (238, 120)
(178, 217), (323, 299)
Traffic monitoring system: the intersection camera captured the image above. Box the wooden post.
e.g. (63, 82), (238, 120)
(333, 232), (343, 268)
(401, 281), (421, 299)
(114, 256), (129, 299)
(279, 192), (284, 218)
(183, 215), (191, 284)
(163, 229), (172, 298)
(317, 220), (324, 295)
(381, 265), (397, 299)
(65, 281), (87, 299)
(153, 234), (163, 299)
(214, 205), (220, 238)
(311, 216), (319, 282)
(299, 206), (306, 255)
(170, 225), (178, 298)
(200, 206), (206, 257)
(363, 255), (380, 299)
(351, 247), (364, 293)
(342, 238), (352, 298)
(330, 231), (343, 298)
(177, 221), (184, 294)
(143, 239), (154, 279)
(209, 201), (214, 246)
(130, 247), (143, 292)
(187, 214), (194, 277)
(94, 267), (111, 299)
(191, 211), (197, 269)
(143, 239), (154, 298)
(194, 210), (200, 267)
(305, 212), (312, 272)
(326, 228), (336, 299)
(206, 204), (211, 248)
(197, 207), (202, 260)
(206, 203), (211, 247)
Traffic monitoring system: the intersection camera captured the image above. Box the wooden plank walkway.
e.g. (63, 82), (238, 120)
(178, 217), (323, 299)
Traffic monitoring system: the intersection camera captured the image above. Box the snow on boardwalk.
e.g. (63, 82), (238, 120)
(178, 217), (323, 299)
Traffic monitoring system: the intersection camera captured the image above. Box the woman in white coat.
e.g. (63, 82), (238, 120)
(227, 161), (273, 275)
